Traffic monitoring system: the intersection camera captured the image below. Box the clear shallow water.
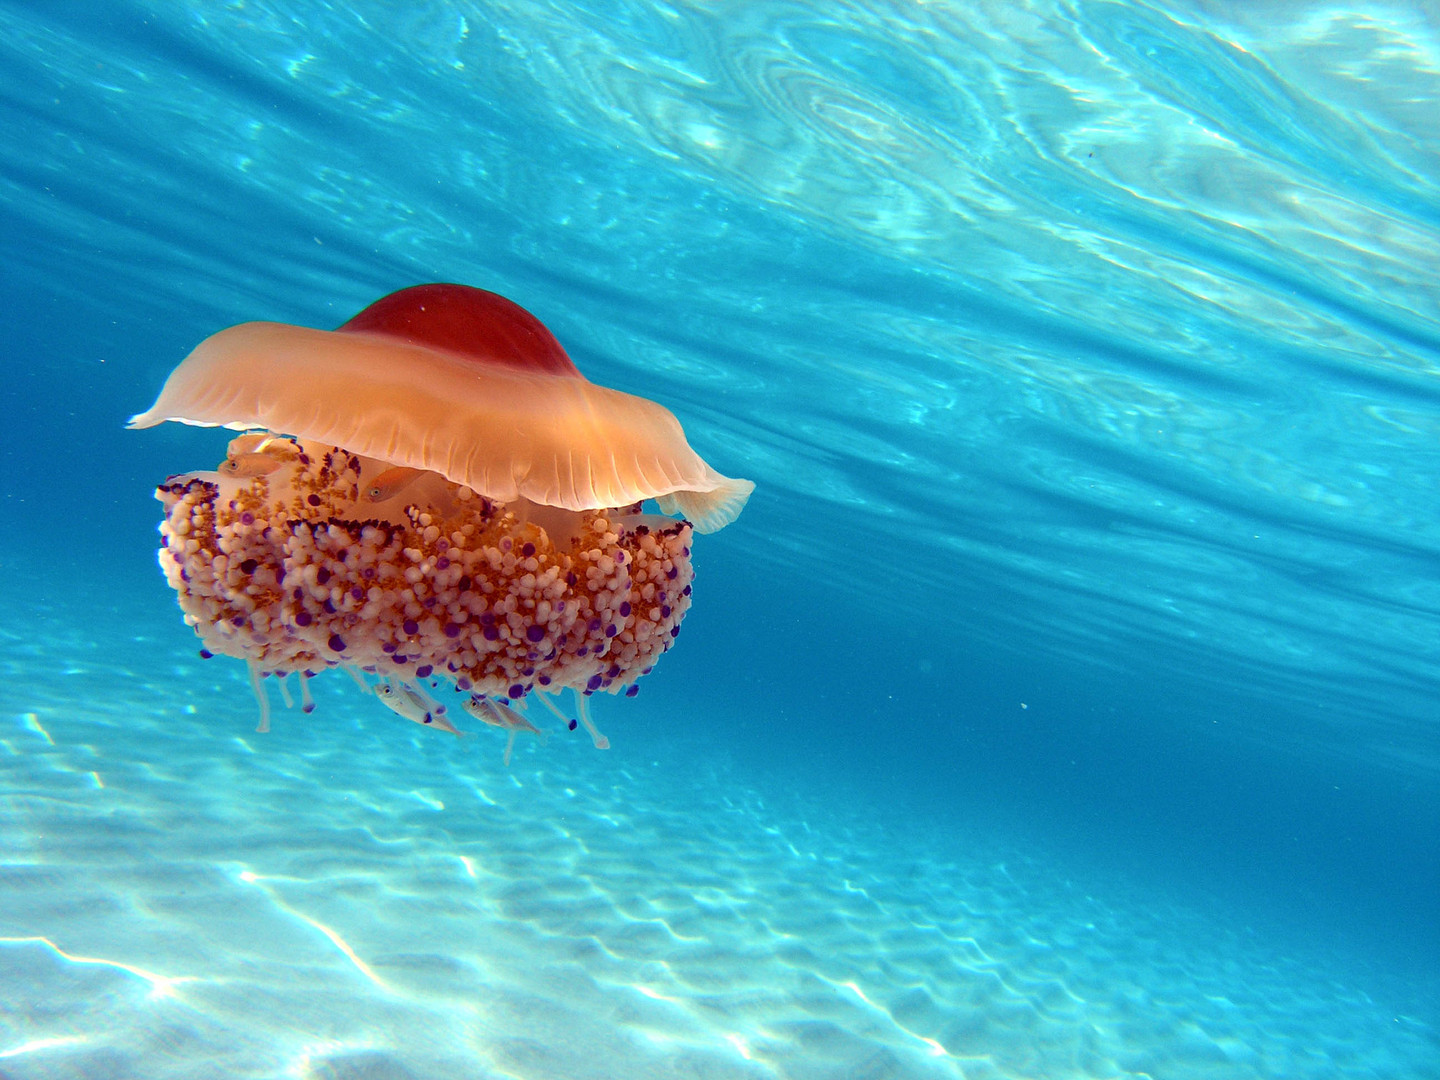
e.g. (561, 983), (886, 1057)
(2, 0), (1438, 1076)
(3, 577), (1435, 1078)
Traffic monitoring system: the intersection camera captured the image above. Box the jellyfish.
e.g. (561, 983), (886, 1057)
(129, 284), (754, 745)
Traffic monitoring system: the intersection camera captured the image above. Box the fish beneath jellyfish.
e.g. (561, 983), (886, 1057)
(373, 677), (464, 737)
(129, 283), (753, 762)
(462, 694), (548, 767)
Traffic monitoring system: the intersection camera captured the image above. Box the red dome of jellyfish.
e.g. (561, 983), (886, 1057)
(335, 283), (585, 378)
(131, 285), (753, 758)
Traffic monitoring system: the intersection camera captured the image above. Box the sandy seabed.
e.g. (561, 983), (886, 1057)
(0, 579), (1435, 1080)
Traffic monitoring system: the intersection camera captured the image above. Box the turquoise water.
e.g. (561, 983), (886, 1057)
(3, 1), (1438, 1076)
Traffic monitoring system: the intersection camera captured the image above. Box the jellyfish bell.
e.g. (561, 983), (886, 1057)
(131, 284), (752, 746)
(129, 283), (753, 533)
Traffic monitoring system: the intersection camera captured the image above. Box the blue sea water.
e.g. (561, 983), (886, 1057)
(2, 0), (1439, 1076)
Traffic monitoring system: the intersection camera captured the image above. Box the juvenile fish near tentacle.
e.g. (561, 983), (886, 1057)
(374, 678), (464, 736)
(360, 465), (424, 503)
(462, 694), (544, 765)
(219, 452), (284, 478)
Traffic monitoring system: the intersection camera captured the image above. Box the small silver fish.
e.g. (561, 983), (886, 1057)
(462, 695), (544, 766)
(374, 679), (464, 736)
